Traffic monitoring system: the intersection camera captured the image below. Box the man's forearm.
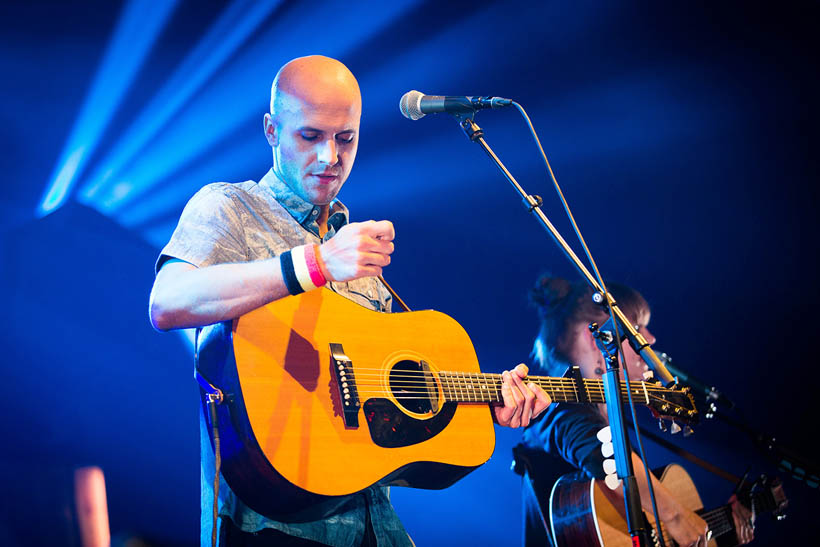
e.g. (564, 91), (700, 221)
(149, 259), (290, 330)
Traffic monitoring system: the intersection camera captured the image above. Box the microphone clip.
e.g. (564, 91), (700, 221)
(452, 111), (484, 142)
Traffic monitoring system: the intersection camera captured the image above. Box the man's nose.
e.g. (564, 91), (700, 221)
(317, 139), (338, 165)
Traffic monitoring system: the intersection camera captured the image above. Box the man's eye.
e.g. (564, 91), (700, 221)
(301, 133), (319, 141)
(337, 134), (355, 143)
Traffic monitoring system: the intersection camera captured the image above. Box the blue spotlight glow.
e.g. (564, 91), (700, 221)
(39, 146), (87, 214)
(87, 0), (420, 216)
(37, 0), (179, 216)
(78, 0), (283, 204)
(117, 135), (261, 230)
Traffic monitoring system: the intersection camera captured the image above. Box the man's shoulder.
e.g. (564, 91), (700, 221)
(187, 180), (286, 213)
(192, 180), (258, 200)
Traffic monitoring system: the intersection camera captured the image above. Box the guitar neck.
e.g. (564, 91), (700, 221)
(438, 372), (663, 406)
(696, 504), (736, 541)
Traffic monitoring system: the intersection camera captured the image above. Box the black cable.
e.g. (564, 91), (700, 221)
(195, 327), (224, 547)
(512, 101), (666, 546)
(208, 396), (221, 547)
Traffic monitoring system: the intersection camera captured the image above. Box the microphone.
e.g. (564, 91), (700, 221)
(399, 90), (512, 120)
(655, 351), (735, 411)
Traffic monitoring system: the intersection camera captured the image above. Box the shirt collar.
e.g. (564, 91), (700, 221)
(259, 168), (349, 237)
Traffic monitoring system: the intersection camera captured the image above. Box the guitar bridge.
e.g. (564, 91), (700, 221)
(330, 343), (360, 428)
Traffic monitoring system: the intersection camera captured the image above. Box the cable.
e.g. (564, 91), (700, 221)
(207, 395), (222, 547)
(512, 101), (666, 546)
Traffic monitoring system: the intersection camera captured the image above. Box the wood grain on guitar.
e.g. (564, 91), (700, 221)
(549, 464), (787, 547)
(197, 288), (698, 518)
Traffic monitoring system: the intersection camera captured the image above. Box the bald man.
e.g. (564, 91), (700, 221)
(150, 56), (550, 546)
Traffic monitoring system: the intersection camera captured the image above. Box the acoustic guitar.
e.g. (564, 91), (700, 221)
(549, 463), (788, 546)
(196, 288), (697, 518)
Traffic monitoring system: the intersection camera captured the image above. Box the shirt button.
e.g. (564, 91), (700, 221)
(311, 210), (318, 217)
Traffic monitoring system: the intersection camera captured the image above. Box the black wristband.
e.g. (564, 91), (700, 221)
(279, 250), (304, 295)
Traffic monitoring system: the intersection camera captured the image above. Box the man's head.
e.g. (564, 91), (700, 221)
(264, 55), (362, 207)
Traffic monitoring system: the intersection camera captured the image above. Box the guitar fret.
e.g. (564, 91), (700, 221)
(481, 373), (489, 402)
(434, 370), (693, 426)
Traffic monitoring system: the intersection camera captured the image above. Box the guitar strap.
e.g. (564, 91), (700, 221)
(638, 427), (740, 484)
(378, 275), (412, 312)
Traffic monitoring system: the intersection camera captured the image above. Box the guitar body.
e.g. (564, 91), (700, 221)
(197, 288), (496, 518)
(550, 464), (713, 547)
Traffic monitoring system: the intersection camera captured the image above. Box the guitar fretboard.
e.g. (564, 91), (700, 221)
(438, 372), (670, 406)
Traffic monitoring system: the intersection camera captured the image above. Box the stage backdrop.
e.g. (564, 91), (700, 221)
(1, 0), (817, 544)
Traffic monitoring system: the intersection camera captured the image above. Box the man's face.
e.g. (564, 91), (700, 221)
(267, 94), (360, 206)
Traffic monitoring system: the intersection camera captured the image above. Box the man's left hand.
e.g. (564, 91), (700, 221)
(729, 494), (755, 545)
(492, 364), (551, 428)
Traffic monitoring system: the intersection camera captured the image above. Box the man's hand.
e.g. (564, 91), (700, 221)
(318, 220), (394, 282)
(492, 364), (551, 428)
(729, 494), (755, 545)
(665, 507), (710, 547)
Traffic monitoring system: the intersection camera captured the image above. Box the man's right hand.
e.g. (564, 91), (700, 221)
(318, 220), (394, 282)
(665, 507), (710, 547)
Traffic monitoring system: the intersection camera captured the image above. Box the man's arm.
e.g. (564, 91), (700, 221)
(149, 220), (394, 331)
(630, 452), (710, 546)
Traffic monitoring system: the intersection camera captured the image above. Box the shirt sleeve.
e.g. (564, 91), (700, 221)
(156, 183), (248, 273)
(522, 403), (609, 480)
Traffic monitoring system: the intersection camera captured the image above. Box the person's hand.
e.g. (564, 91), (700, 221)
(492, 364), (551, 428)
(665, 507), (710, 547)
(729, 494), (755, 544)
(318, 220), (394, 282)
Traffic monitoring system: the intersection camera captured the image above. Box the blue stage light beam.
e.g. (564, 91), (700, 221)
(113, 0), (534, 236)
(37, 0), (179, 216)
(117, 132), (261, 232)
(88, 0), (420, 216)
(78, 0), (283, 204)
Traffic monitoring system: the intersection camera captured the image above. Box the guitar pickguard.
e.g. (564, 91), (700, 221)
(364, 399), (457, 448)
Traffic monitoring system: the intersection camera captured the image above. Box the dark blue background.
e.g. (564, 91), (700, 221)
(1, 0), (817, 544)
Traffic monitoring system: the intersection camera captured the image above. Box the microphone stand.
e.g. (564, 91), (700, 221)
(449, 111), (668, 546)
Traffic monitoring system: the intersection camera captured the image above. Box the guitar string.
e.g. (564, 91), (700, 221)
(346, 383), (685, 408)
(348, 386), (692, 409)
(348, 377), (673, 394)
(343, 374), (678, 395)
(350, 380), (683, 399)
(329, 368), (692, 410)
(348, 378), (682, 398)
(627, 502), (732, 544)
(337, 368), (681, 393)
(348, 393), (682, 406)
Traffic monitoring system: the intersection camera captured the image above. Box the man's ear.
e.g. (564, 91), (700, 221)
(580, 325), (599, 352)
(263, 113), (278, 146)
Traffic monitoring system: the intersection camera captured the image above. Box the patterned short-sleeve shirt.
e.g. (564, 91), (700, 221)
(157, 169), (409, 547)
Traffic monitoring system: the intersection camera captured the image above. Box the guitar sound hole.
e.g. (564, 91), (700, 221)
(390, 360), (434, 414)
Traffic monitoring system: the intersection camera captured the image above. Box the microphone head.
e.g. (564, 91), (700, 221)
(399, 90), (425, 120)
